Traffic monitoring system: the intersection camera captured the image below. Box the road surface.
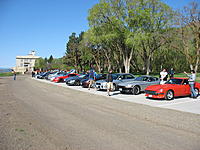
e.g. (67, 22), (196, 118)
(0, 76), (200, 150)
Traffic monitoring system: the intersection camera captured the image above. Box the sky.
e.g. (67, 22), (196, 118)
(0, 0), (197, 68)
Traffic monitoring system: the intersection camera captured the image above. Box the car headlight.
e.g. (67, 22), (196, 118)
(158, 89), (163, 93)
(126, 84), (133, 88)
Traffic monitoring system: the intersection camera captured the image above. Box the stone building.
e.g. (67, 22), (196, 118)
(13, 51), (40, 73)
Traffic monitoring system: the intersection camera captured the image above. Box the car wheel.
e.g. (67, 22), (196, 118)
(194, 88), (199, 96)
(165, 90), (174, 100)
(76, 81), (80, 86)
(120, 91), (125, 94)
(132, 86), (140, 95)
(113, 84), (117, 91)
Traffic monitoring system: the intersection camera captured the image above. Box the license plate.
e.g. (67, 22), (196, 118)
(148, 95), (152, 97)
(119, 88), (122, 91)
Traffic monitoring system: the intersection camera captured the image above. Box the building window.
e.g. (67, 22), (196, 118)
(21, 59), (23, 62)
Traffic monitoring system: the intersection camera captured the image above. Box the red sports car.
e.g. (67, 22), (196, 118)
(53, 73), (78, 83)
(145, 78), (200, 100)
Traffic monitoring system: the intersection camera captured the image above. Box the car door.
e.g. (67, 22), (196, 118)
(181, 79), (190, 96)
(147, 77), (160, 86)
(173, 79), (188, 96)
(116, 75), (125, 84)
(139, 77), (150, 91)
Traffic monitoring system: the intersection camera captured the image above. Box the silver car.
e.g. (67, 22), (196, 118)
(118, 75), (160, 95)
(95, 73), (135, 91)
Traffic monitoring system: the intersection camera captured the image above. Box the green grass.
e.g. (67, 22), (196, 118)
(0, 72), (20, 77)
(0, 72), (13, 77)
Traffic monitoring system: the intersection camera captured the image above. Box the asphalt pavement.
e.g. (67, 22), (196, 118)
(1, 76), (200, 150)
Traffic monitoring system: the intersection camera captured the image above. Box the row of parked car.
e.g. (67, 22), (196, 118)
(34, 70), (200, 100)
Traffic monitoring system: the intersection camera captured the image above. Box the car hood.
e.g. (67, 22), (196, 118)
(145, 84), (176, 91)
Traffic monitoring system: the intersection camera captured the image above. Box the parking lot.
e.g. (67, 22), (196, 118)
(33, 78), (200, 115)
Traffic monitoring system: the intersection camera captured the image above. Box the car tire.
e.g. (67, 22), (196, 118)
(120, 91), (125, 94)
(132, 86), (140, 95)
(194, 88), (199, 96)
(76, 81), (80, 86)
(165, 90), (174, 100)
(113, 84), (117, 91)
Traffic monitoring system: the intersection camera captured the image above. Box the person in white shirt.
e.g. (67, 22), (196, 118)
(160, 69), (168, 84)
(184, 70), (198, 99)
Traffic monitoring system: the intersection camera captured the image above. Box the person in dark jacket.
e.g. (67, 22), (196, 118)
(106, 70), (113, 96)
(32, 71), (35, 77)
(168, 68), (175, 79)
(13, 71), (16, 80)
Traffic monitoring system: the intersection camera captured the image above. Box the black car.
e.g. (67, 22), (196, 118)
(81, 74), (107, 88)
(66, 74), (89, 86)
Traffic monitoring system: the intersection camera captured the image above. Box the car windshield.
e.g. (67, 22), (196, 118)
(113, 74), (120, 80)
(165, 79), (183, 85)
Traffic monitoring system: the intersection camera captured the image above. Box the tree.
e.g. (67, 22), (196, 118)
(126, 0), (174, 74)
(175, 2), (200, 72)
(87, 0), (174, 74)
(35, 58), (47, 70)
(65, 32), (84, 72)
(88, 0), (135, 73)
(48, 55), (54, 64)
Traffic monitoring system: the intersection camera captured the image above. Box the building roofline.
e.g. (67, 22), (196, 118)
(16, 56), (40, 59)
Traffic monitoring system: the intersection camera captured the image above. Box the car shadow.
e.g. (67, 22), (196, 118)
(112, 92), (121, 96)
(146, 95), (192, 101)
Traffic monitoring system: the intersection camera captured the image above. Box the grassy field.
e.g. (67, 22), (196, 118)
(0, 72), (20, 77)
(0, 72), (13, 77)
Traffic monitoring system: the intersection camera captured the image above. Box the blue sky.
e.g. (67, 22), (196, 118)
(0, 0), (196, 68)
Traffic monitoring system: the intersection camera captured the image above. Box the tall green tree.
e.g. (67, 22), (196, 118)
(87, 0), (174, 74)
(65, 32), (84, 72)
(175, 2), (200, 72)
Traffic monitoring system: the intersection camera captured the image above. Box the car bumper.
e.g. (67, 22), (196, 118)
(118, 86), (132, 93)
(96, 84), (107, 90)
(145, 93), (165, 99)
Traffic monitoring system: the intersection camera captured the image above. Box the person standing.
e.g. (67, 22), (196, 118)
(32, 71), (35, 77)
(106, 70), (113, 96)
(13, 71), (16, 80)
(160, 69), (168, 84)
(169, 68), (175, 79)
(88, 69), (97, 90)
(184, 70), (198, 99)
